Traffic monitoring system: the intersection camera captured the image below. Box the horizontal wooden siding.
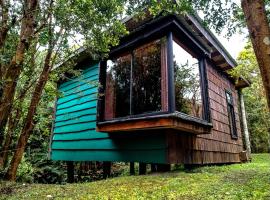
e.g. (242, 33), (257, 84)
(50, 62), (167, 163)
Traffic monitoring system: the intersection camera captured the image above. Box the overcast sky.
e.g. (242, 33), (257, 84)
(214, 30), (248, 60)
(209, 0), (248, 60)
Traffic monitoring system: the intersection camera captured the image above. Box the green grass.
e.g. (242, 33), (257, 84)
(1, 154), (270, 200)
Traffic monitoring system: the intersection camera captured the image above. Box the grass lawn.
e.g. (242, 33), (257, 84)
(0, 154), (270, 200)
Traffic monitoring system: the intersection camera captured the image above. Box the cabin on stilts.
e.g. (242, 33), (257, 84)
(49, 13), (250, 181)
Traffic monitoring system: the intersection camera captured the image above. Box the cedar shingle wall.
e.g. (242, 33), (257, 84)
(168, 60), (244, 165)
(188, 60), (243, 164)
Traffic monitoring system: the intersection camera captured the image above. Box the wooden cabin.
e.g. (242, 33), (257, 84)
(49, 14), (250, 175)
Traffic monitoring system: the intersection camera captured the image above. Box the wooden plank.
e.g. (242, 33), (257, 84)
(60, 75), (99, 92)
(57, 88), (97, 105)
(54, 114), (96, 128)
(52, 137), (167, 150)
(56, 102), (96, 116)
(53, 130), (109, 141)
(53, 121), (97, 134)
(57, 94), (97, 110)
(55, 108), (96, 121)
(51, 149), (167, 163)
(59, 65), (99, 88)
(97, 118), (211, 134)
(60, 80), (98, 96)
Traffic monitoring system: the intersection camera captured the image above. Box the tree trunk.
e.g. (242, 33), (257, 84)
(4, 50), (53, 181)
(241, 0), (270, 110)
(0, 0), (38, 146)
(239, 90), (251, 158)
(0, 93), (25, 168)
(0, 116), (14, 168)
(0, 0), (9, 49)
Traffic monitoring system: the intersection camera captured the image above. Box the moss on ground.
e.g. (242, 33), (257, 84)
(1, 154), (270, 200)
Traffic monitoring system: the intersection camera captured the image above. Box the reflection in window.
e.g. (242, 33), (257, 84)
(133, 41), (162, 115)
(105, 54), (131, 119)
(173, 40), (202, 118)
(105, 39), (165, 120)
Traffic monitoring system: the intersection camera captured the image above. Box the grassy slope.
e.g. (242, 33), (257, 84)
(1, 154), (270, 200)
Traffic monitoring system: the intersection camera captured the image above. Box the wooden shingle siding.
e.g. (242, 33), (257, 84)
(167, 60), (243, 165)
(186, 60), (243, 164)
(51, 62), (168, 163)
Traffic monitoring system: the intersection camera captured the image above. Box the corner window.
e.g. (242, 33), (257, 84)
(104, 38), (167, 120)
(225, 91), (238, 139)
(100, 33), (209, 124)
(173, 39), (203, 119)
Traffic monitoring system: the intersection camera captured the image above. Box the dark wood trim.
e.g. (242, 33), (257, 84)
(110, 15), (209, 60)
(167, 32), (175, 113)
(161, 39), (169, 111)
(97, 113), (212, 134)
(97, 61), (107, 122)
(235, 77), (251, 89)
(200, 59), (211, 122)
(172, 34), (211, 123)
(130, 52), (134, 115)
(225, 90), (238, 140)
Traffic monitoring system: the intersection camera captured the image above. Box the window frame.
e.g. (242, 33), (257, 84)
(97, 17), (211, 127)
(170, 34), (210, 121)
(225, 90), (238, 139)
(103, 37), (169, 121)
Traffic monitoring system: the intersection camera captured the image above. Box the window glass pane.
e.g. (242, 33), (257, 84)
(226, 92), (233, 105)
(105, 54), (131, 120)
(173, 40), (203, 118)
(226, 91), (237, 138)
(132, 39), (164, 115)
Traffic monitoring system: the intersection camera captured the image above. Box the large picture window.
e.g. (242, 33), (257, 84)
(101, 34), (208, 124)
(104, 38), (167, 120)
(173, 39), (203, 119)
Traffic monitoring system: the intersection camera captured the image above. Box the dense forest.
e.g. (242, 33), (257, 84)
(0, 0), (269, 183)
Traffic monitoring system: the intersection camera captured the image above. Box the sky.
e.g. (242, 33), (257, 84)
(214, 30), (248, 60)
(207, 0), (248, 60)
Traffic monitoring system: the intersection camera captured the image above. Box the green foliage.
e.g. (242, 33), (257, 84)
(1, 154), (270, 199)
(230, 43), (270, 153)
(16, 156), (34, 183)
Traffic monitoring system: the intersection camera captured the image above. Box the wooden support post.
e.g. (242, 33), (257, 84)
(184, 164), (196, 170)
(151, 164), (157, 172)
(67, 161), (74, 183)
(156, 164), (171, 172)
(139, 163), (146, 175)
(130, 162), (135, 175)
(103, 161), (111, 179)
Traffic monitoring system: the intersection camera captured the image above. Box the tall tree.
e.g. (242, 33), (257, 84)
(241, 0), (270, 110)
(232, 43), (270, 153)
(0, 0), (128, 180)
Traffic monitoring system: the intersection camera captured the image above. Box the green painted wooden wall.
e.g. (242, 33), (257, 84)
(50, 62), (167, 164)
